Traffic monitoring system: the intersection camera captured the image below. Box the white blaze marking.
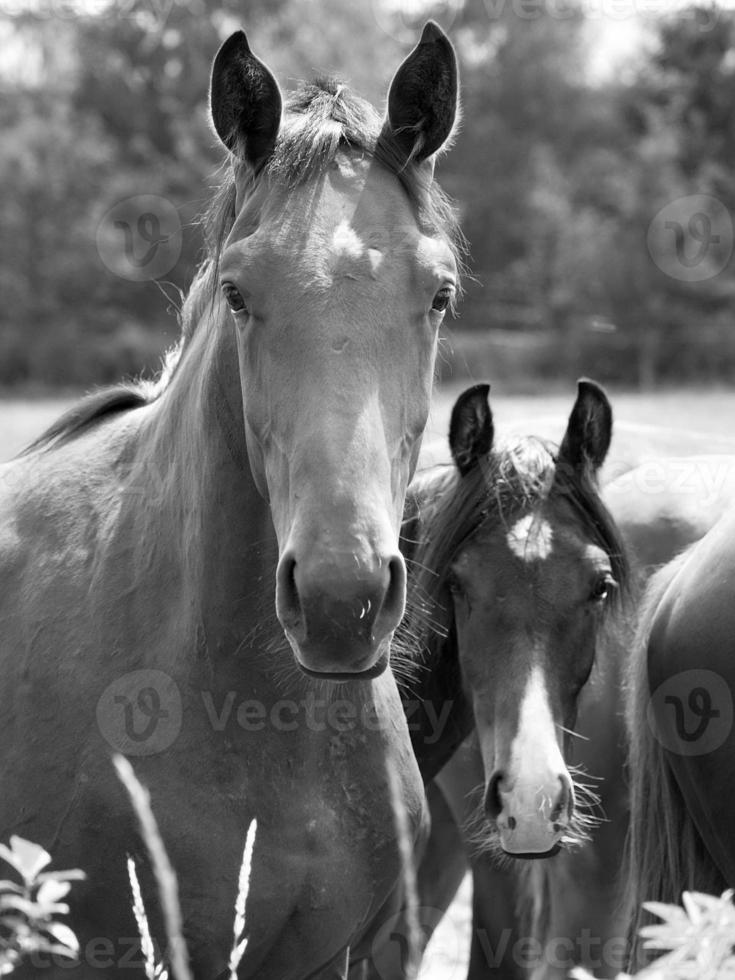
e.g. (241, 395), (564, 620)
(330, 220), (364, 260)
(367, 247), (383, 276)
(506, 513), (554, 562)
(506, 666), (567, 820)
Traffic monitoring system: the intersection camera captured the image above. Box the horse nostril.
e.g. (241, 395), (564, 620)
(276, 553), (301, 634)
(381, 554), (407, 626)
(485, 770), (506, 821)
(551, 773), (574, 824)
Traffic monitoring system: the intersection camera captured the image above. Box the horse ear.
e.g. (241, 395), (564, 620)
(558, 379), (612, 478)
(385, 21), (459, 165)
(210, 30), (282, 168)
(449, 384), (494, 477)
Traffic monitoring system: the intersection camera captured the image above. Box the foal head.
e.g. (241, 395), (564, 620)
(417, 382), (627, 855)
(208, 25), (460, 678)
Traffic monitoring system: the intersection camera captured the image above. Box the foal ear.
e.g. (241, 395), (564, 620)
(558, 379), (612, 478)
(449, 384), (494, 477)
(210, 30), (282, 168)
(385, 21), (459, 165)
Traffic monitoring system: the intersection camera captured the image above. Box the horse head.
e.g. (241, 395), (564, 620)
(444, 381), (626, 855)
(209, 25), (461, 678)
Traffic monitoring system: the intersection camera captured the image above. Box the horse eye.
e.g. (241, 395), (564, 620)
(431, 287), (452, 313)
(590, 575), (616, 603)
(222, 282), (248, 314)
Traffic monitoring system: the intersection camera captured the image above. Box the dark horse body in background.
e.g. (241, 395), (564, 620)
(625, 493), (735, 966)
(0, 24), (462, 980)
(364, 381), (629, 979)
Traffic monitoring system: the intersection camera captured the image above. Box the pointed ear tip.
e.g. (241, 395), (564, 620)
(214, 29), (250, 63)
(576, 377), (608, 400)
(456, 382), (490, 408)
(420, 20), (445, 41)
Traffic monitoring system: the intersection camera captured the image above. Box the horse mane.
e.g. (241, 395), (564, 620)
(622, 545), (724, 968)
(17, 385), (151, 456)
(22, 77), (465, 457)
(409, 437), (630, 633)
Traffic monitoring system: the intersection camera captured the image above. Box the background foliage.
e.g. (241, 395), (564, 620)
(2, 0), (735, 389)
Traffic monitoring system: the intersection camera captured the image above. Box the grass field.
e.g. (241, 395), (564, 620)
(3, 385), (735, 463)
(2, 385), (734, 979)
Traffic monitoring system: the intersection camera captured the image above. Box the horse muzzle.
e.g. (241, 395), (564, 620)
(275, 549), (406, 678)
(485, 769), (575, 856)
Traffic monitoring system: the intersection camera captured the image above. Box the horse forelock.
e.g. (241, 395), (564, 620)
(411, 438), (555, 613)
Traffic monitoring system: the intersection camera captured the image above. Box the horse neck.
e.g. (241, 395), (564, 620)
(401, 472), (475, 784)
(138, 312), (277, 644)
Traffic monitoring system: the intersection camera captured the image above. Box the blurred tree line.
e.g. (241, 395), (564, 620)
(1, 0), (735, 389)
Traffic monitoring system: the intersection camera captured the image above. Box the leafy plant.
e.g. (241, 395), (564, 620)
(571, 890), (735, 980)
(0, 835), (84, 975)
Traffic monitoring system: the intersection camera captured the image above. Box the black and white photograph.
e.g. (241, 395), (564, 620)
(2, 1), (735, 977)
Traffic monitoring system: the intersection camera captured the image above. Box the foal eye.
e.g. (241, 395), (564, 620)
(590, 575), (616, 603)
(431, 287), (453, 313)
(222, 283), (248, 314)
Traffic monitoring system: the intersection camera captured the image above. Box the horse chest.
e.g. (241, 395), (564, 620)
(167, 725), (423, 978)
(0, 446), (427, 978)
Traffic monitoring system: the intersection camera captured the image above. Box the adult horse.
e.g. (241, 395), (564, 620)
(0, 23), (461, 979)
(624, 496), (735, 965)
(365, 380), (629, 979)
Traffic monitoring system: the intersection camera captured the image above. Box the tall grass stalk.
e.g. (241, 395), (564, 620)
(113, 754), (193, 980)
(127, 855), (167, 980)
(227, 818), (257, 980)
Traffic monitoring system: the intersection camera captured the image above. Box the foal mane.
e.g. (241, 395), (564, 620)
(21, 78), (464, 457)
(408, 437), (630, 635)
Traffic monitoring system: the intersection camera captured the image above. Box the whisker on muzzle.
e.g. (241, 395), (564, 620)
(560, 764), (604, 848)
(461, 765), (605, 861)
